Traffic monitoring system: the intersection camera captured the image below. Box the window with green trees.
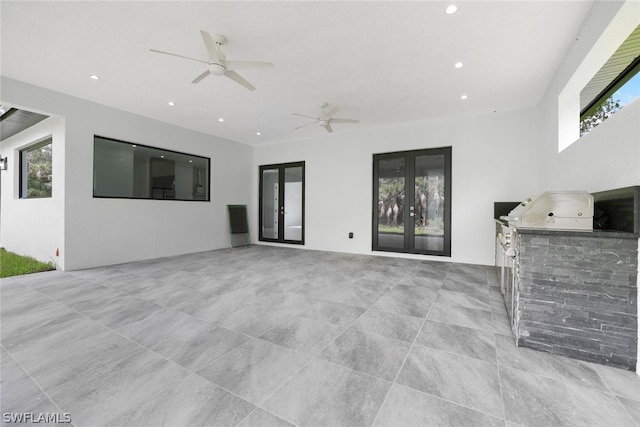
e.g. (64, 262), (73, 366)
(580, 25), (640, 136)
(580, 63), (639, 136)
(20, 138), (52, 198)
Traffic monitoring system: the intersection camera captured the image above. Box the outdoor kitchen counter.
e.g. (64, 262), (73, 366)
(494, 220), (639, 370)
(514, 226), (639, 239)
(495, 219), (639, 238)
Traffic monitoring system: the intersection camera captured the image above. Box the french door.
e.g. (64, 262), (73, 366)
(372, 147), (451, 256)
(259, 161), (305, 244)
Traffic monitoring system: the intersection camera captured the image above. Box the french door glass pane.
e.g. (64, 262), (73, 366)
(284, 166), (303, 241)
(261, 168), (279, 239)
(377, 157), (405, 249)
(414, 154), (445, 251)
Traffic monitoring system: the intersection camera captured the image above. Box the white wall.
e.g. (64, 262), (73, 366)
(541, 99), (640, 192)
(254, 108), (539, 266)
(535, 0), (639, 373)
(538, 0), (640, 192)
(1, 77), (253, 270)
(0, 116), (65, 267)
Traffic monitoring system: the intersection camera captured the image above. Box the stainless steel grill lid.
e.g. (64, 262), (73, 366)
(501, 191), (593, 230)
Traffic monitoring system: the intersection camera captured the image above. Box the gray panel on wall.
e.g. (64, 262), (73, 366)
(228, 205), (250, 247)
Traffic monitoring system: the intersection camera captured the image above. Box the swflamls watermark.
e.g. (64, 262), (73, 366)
(3, 412), (72, 423)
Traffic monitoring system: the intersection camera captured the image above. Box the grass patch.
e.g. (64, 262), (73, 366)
(0, 248), (55, 278)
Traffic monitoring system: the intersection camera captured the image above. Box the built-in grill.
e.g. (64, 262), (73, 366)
(496, 191), (594, 334)
(498, 191), (594, 255)
(501, 191), (594, 231)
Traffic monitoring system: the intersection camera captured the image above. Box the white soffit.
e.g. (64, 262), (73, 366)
(580, 24), (640, 111)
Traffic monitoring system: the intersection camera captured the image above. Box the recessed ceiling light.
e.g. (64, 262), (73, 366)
(189, 160), (193, 163)
(168, 101), (175, 106)
(161, 155), (165, 158)
(256, 132), (261, 136)
(445, 4), (458, 14)
(218, 118), (224, 122)
(461, 95), (469, 100)
(132, 145), (137, 148)
(454, 62), (463, 68)
(89, 74), (100, 80)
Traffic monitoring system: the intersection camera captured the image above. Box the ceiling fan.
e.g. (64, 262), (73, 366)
(150, 31), (273, 91)
(292, 103), (359, 133)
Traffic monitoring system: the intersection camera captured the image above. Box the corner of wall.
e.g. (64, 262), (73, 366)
(537, 0), (640, 191)
(0, 115), (66, 267)
(555, 0), (638, 153)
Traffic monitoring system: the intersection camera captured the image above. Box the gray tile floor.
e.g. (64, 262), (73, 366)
(1, 245), (639, 426)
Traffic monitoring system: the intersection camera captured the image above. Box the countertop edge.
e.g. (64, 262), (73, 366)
(494, 219), (639, 239)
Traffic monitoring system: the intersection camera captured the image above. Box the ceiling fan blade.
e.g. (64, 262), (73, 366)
(292, 112), (318, 120)
(330, 118), (359, 124)
(323, 123), (334, 133)
(224, 70), (256, 91)
(295, 121), (318, 130)
(200, 30), (220, 61)
(150, 49), (209, 64)
(191, 70), (211, 84)
(225, 60), (274, 70)
(324, 107), (339, 118)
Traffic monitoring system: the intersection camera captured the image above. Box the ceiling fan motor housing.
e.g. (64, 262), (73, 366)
(209, 63), (226, 76)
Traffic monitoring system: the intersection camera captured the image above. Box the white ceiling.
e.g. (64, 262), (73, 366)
(1, 1), (596, 147)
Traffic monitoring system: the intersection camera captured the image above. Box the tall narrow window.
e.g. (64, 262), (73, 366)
(20, 138), (52, 198)
(373, 147), (451, 256)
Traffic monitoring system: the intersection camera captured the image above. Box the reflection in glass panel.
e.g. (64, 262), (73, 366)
(93, 136), (210, 201)
(377, 157), (405, 249)
(414, 154), (445, 251)
(261, 169), (279, 239)
(284, 166), (303, 241)
(20, 139), (53, 199)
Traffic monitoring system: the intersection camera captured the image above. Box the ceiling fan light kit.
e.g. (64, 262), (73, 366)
(208, 63), (226, 76)
(150, 31), (273, 91)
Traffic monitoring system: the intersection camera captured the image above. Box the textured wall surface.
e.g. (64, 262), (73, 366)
(515, 232), (638, 370)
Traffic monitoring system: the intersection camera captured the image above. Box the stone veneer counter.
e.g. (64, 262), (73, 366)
(502, 223), (638, 370)
(516, 227), (638, 239)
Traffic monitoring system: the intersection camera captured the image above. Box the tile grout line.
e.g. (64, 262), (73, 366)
(39, 262), (290, 345)
(372, 264), (511, 424)
(496, 342), (626, 396)
(7, 250), (638, 425)
(493, 332), (509, 423)
(12, 279), (269, 424)
(368, 260), (450, 426)
(245, 267), (421, 425)
(589, 364), (640, 426)
(490, 267), (513, 423)
(368, 298), (434, 426)
(202, 269), (389, 426)
(612, 394), (640, 427)
(0, 343), (79, 427)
